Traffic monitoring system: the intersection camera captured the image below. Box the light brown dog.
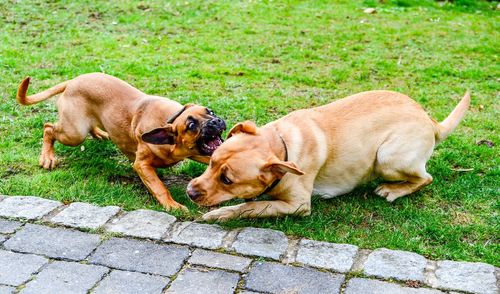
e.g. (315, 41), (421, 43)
(187, 90), (470, 221)
(17, 73), (226, 211)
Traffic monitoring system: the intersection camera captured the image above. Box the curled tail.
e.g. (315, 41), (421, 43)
(16, 77), (68, 105)
(435, 91), (470, 144)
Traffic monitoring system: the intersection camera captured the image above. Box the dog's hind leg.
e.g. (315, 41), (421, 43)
(39, 123), (58, 169)
(39, 121), (89, 170)
(375, 170), (433, 202)
(39, 93), (94, 169)
(374, 128), (435, 202)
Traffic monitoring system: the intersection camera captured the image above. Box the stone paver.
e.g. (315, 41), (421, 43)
(432, 260), (498, 294)
(105, 209), (176, 240)
(295, 239), (358, 272)
(93, 269), (169, 294)
(0, 250), (48, 286)
(0, 196), (499, 294)
(166, 222), (228, 249)
(189, 249), (252, 272)
(0, 286), (16, 294)
(345, 278), (444, 294)
(231, 227), (288, 260)
(50, 202), (120, 229)
(363, 248), (427, 282)
(245, 261), (345, 294)
(0, 219), (23, 234)
(20, 261), (108, 294)
(89, 237), (189, 276)
(4, 224), (100, 261)
(0, 196), (61, 220)
(166, 268), (239, 294)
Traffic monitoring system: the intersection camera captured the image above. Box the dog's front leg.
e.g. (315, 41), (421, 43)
(202, 200), (310, 221)
(133, 160), (187, 211)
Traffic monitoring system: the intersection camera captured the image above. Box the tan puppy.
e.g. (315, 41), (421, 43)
(17, 73), (226, 211)
(187, 90), (470, 221)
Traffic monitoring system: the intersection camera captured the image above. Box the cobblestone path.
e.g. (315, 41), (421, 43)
(0, 196), (497, 294)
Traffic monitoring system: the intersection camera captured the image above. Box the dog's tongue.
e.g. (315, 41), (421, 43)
(207, 137), (222, 149)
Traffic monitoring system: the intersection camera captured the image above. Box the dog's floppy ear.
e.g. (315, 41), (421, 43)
(262, 160), (305, 178)
(141, 125), (176, 145)
(227, 121), (257, 139)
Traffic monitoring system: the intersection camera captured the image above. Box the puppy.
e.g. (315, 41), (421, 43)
(187, 90), (470, 220)
(17, 73), (226, 211)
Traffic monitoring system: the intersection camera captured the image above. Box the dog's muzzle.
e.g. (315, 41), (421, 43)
(197, 117), (226, 155)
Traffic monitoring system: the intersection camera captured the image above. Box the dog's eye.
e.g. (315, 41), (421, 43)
(220, 173), (233, 185)
(187, 121), (197, 130)
(207, 109), (214, 116)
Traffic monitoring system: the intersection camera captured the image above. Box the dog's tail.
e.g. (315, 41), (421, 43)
(435, 91), (470, 144)
(16, 77), (68, 105)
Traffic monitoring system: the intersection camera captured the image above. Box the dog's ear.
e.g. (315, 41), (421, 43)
(227, 121), (257, 139)
(141, 125), (176, 145)
(262, 160), (305, 178)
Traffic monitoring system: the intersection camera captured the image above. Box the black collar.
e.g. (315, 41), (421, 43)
(166, 105), (189, 124)
(260, 132), (288, 196)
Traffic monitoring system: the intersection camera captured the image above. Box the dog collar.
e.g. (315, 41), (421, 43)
(249, 132), (288, 200)
(166, 105), (189, 124)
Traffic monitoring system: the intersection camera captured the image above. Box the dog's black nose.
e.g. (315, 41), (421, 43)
(207, 118), (226, 129)
(187, 185), (201, 201)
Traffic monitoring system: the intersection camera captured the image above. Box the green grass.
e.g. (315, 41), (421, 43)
(1, 0), (499, 266)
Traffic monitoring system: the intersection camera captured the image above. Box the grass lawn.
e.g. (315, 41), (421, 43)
(1, 0), (498, 266)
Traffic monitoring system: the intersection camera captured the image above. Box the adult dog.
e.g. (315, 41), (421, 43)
(17, 73), (226, 211)
(187, 90), (470, 220)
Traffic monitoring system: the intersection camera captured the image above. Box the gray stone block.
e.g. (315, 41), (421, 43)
(0, 196), (61, 220)
(105, 209), (176, 240)
(20, 261), (108, 294)
(0, 219), (23, 234)
(88, 237), (189, 276)
(345, 278), (444, 294)
(4, 224), (101, 261)
(189, 249), (252, 272)
(93, 269), (169, 294)
(363, 248), (427, 282)
(231, 227), (288, 260)
(245, 261), (345, 294)
(0, 250), (48, 286)
(50, 202), (120, 229)
(295, 239), (358, 272)
(0, 286), (15, 294)
(432, 260), (497, 294)
(166, 222), (228, 249)
(166, 268), (239, 294)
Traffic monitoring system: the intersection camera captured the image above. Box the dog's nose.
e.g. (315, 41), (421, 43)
(187, 184), (201, 201)
(206, 118), (226, 130)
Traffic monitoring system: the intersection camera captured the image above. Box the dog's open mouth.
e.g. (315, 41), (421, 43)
(198, 135), (223, 155)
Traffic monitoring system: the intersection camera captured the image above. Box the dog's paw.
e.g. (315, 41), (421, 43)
(164, 202), (188, 212)
(39, 153), (58, 170)
(374, 184), (406, 202)
(91, 127), (110, 140)
(202, 207), (236, 222)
